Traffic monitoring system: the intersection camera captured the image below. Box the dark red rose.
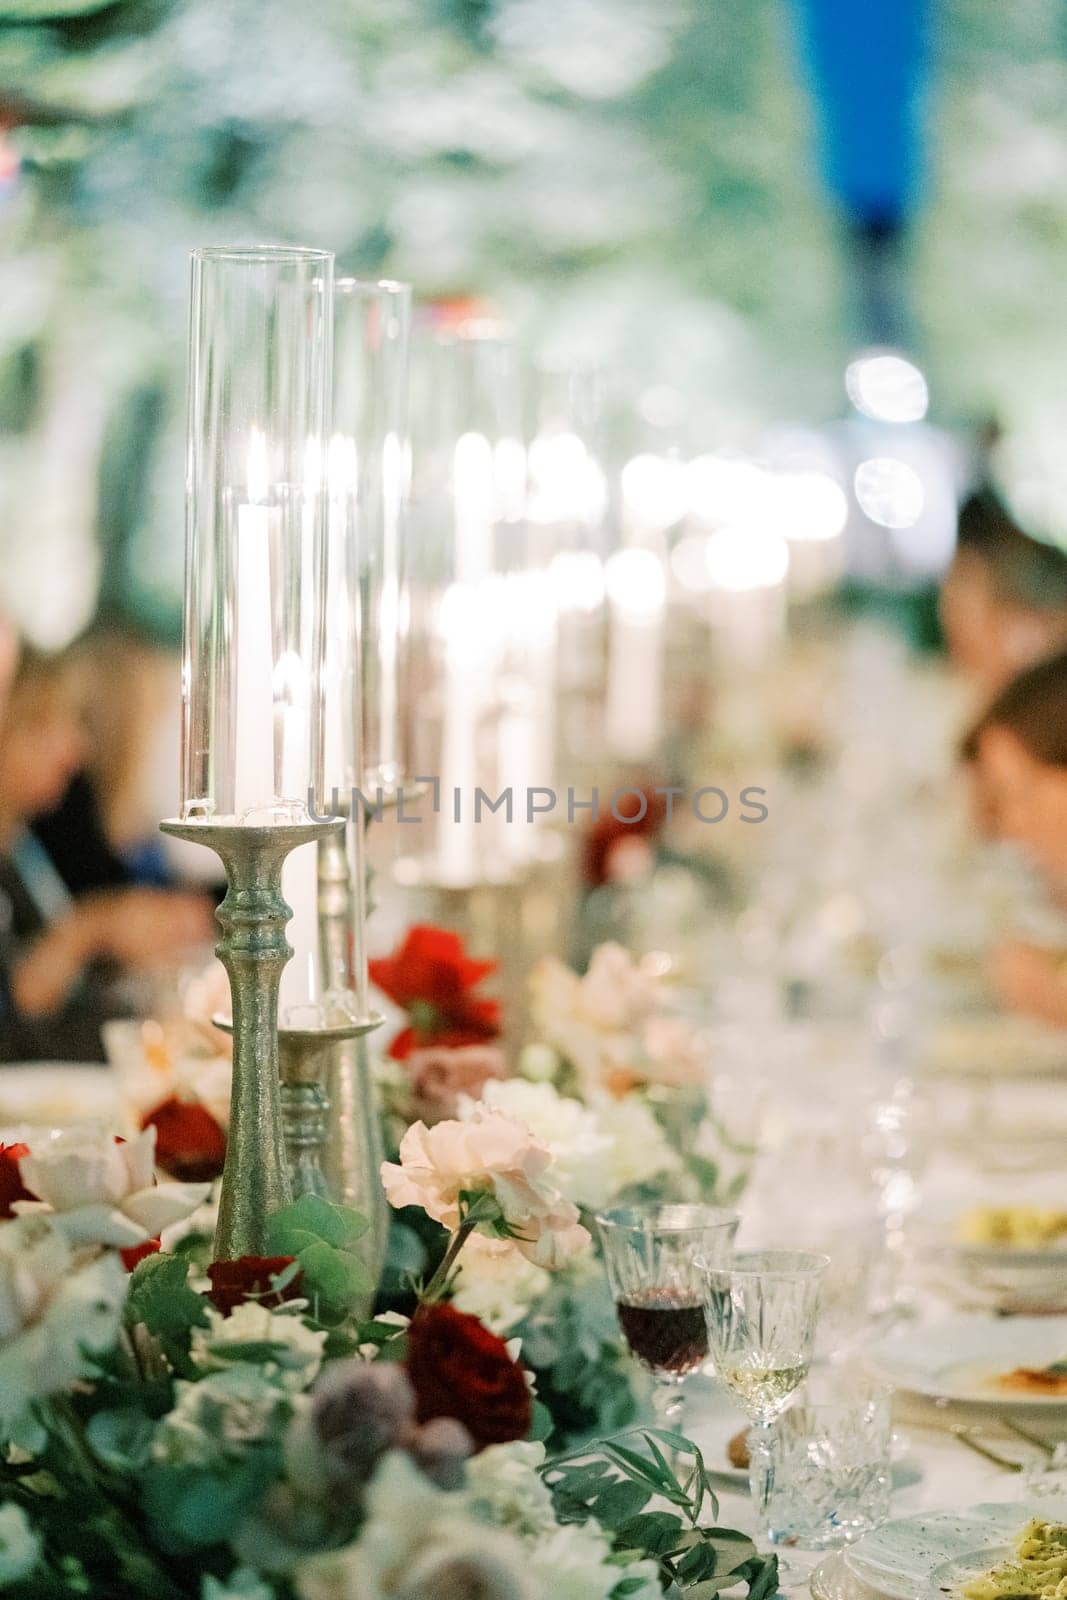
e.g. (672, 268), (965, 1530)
(0, 1142), (32, 1218)
(369, 925), (501, 1061)
(207, 1255), (303, 1316)
(142, 1096), (227, 1182)
(120, 1238), (161, 1272)
(405, 1303), (531, 1451)
(583, 787), (666, 888)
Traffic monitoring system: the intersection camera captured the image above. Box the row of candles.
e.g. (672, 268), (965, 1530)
(177, 246), (852, 1024)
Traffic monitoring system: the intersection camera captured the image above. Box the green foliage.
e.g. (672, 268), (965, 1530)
(265, 1195), (372, 1318)
(124, 1251), (209, 1375)
(515, 1270), (639, 1450)
(544, 1429), (779, 1599)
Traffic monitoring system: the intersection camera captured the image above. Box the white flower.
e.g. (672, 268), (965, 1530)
(15, 1127), (211, 1248)
(451, 1235), (550, 1334)
(191, 1303), (327, 1392)
(296, 1452), (530, 1600)
(464, 1441), (558, 1536)
(591, 1092), (680, 1193)
(0, 1501), (39, 1586)
(527, 1521), (659, 1600)
(380, 1108), (590, 1269)
(530, 943), (705, 1096)
(153, 1365), (300, 1470)
(0, 1214), (126, 1431)
(202, 1572), (275, 1600)
(471, 1080), (614, 1210)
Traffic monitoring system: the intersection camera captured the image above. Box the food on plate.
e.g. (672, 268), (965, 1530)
(727, 1427), (750, 1469)
(991, 1360), (1067, 1397)
(957, 1518), (1067, 1600)
(956, 1207), (1067, 1251)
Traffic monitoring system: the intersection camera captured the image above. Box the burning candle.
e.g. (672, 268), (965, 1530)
(233, 429), (278, 815)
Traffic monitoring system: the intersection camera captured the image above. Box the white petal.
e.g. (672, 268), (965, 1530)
(42, 1203), (148, 1248)
(123, 1182), (211, 1236)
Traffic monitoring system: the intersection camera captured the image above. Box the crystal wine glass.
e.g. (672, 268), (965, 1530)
(598, 1203), (739, 1436)
(698, 1249), (828, 1557)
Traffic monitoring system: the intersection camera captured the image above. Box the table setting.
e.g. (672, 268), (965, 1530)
(0, 222), (1064, 1600)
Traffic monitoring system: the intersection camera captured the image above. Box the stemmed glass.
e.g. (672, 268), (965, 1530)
(698, 1249), (828, 1560)
(598, 1204), (739, 1435)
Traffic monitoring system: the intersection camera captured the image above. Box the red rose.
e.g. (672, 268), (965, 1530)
(405, 1303), (531, 1451)
(583, 787), (666, 888)
(0, 1142), (32, 1218)
(369, 925), (501, 1061)
(142, 1096), (227, 1182)
(120, 1238), (161, 1272)
(207, 1255), (303, 1316)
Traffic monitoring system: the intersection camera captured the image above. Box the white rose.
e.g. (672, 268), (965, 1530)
(0, 1502), (39, 1586)
(296, 1452), (530, 1600)
(591, 1092), (681, 1193)
(191, 1303), (326, 1392)
(0, 1214), (126, 1430)
(472, 1081), (614, 1210)
(464, 1441), (557, 1536)
(15, 1127), (211, 1248)
(528, 1522), (660, 1600)
(451, 1235), (550, 1335)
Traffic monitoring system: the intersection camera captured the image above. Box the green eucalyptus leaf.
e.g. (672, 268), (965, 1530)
(85, 1408), (155, 1474)
(265, 1195), (368, 1254)
(124, 1252), (208, 1339)
(297, 1238), (372, 1305)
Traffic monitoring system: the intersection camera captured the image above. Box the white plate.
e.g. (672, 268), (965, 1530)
(867, 1318), (1067, 1410)
(844, 1505), (1064, 1600)
(923, 1019), (1067, 1080)
(927, 1546), (1013, 1600)
(0, 1065), (119, 1128)
(811, 1551), (886, 1600)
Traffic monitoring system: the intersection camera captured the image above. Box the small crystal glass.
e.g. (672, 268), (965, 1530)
(698, 1248), (828, 1566)
(751, 1373), (892, 1549)
(598, 1203), (739, 1435)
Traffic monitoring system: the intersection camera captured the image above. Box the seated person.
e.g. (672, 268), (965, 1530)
(941, 489), (1067, 699)
(962, 649), (1067, 1028)
(0, 646), (215, 1060)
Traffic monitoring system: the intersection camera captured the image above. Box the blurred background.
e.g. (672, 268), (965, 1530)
(2, 0), (1067, 658)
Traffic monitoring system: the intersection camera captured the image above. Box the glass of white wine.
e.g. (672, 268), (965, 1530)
(697, 1249), (829, 1560)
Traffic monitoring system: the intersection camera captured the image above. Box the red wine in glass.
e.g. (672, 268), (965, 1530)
(617, 1287), (708, 1376)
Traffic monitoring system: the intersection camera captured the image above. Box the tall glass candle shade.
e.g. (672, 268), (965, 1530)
(332, 278), (413, 803)
(181, 246), (333, 826)
(403, 314), (526, 886)
(164, 244), (339, 1261)
(529, 365), (609, 784)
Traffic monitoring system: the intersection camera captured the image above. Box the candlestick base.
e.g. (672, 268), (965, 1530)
(275, 1016), (383, 1203)
(160, 816), (343, 1261)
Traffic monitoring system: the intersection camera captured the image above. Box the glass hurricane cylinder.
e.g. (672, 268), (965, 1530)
(169, 244), (335, 1262)
(404, 314), (527, 886)
(182, 245), (332, 825)
(331, 278), (413, 802)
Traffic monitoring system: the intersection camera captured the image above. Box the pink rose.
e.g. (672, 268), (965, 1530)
(404, 1044), (507, 1122)
(380, 1108), (589, 1269)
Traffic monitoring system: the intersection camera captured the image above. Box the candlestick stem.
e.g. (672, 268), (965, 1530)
(160, 816), (343, 1260)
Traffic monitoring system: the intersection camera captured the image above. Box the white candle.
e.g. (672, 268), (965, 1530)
(437, 582), (481, 885)
(279, 837), (319, 1020)
(233, 430), (278, 815)
(434, 432), (496, 883)
(604, 548), (665, 763)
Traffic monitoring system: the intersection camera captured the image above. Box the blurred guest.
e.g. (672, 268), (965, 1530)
(0, 646), (215, 1060)
(940, 489), (1067, 698)
(962, 650), (1067, 1027)
(33, 624), (179, 889)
